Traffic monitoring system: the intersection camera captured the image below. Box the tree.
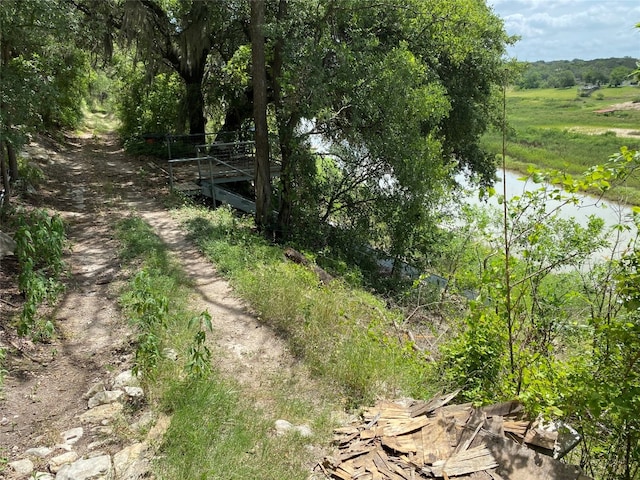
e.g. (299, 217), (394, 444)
(117, 0), (248, 138)
(610, 65), (632, 86)
(0, 0), (88, 200)
(265, 0), (511, 258)
(250, 0), (271, 230)
(554, 69), (576, 88)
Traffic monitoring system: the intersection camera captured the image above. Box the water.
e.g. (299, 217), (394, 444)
(459, 170), (637, 261)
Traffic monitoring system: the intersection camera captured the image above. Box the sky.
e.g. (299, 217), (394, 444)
(488, 0), (640, 62)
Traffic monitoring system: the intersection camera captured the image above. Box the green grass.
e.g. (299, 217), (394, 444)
(483, 86), (640, 204)
(79, 108), (120, 135)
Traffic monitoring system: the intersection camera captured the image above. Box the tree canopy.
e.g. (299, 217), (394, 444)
(2, 0), (512, 264)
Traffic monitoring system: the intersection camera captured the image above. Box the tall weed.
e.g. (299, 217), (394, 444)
(13, 208), (66, 338)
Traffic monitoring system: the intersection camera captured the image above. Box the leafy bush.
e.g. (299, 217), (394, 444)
(13, 208), (66, 338)
(116, 66), (186, 146)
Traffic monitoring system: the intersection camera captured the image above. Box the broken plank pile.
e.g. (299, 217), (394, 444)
(320, 392), (592, 480)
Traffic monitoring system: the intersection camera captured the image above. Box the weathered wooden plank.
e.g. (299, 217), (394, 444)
(480, 401), (524, 419)
(425, 446), (498, 477)
(381, 434), (418, 453)
(483, 431), (589, 480)
(409, 390), (460, 418)
(503, 420), (529, 438)
(383, 416), (434, 437)
(421, 416), (458, 463)
(524, 428), (558, 451)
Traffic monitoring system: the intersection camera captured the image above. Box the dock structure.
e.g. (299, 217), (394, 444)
(167, 138), (280, 214)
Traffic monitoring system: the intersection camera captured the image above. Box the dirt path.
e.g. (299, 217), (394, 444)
(0, 133), (319, 477)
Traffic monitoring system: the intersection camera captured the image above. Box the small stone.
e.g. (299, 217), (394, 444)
(83, 382), (105, 400)
(24, 446), (53, 458)
(90, 425), (114, 436)
(112, 370), (140, 389)
(145, 413), (170, 445)
(88, 389), (124, 409)
(130, 411), (155, 432)
(8, 458), (34, 475)
(113, 442), (147, 478)
(293, 424), (313, 438)
(87, 439), (110, 451)
(123, 386), (144, 400)
(78, 402), (123, 425)
(0, 416), (8, 426)
(275, 419), (293, 436)
(60, 426), (84, 446)
(55, 455), (112, 480)
(48, 451), (79, 473)
(163, 348), (178, 361)
(32, 472), (55, 480)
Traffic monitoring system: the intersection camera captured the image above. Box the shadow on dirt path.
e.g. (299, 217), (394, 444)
(1, 132), (326, 478)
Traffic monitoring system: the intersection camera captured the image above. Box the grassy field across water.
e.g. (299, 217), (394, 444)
(482, 86), (640, 204)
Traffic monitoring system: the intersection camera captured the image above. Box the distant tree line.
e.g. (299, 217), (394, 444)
(517, 57), (638, 89)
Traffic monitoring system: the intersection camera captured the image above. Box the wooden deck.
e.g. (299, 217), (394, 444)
(167, 140), (280, 213)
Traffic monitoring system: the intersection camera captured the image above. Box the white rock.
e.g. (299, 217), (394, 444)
(55, 455), (112, 480)
(112, 370), (140, 389)
(78, 402), (123, 425)
(83, 382), (105, 400)
(60, 426), (84, 446)
(275, 419), (293, 435)
(49, 451), (79, 473)
(113, 442), (147, 478)
(87, 439), (111, 451)
(24, 446), (53, 458)
(163, 348), (178, 361)
(130, 411), (155, 432)
(32, 472), (55, 479)
(88, 390), (124, 409)
(8, 458), (34, 475)
(293, 424), (313, 438)
(123, 386), (144, 400)
(0, 231), (16, 259)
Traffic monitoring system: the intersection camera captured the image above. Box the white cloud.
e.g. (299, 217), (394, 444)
(489, 0), (640, 61)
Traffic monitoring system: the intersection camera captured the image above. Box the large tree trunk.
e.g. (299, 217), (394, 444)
(0, 141), (9, 203)
(272, 0), (296, 238)
(7, 142), (17, 183)
(250, 0), (271, 231)
(185, 81), (206, 140)
(276, 115), (299, 238)
(219, 88), (254, 137)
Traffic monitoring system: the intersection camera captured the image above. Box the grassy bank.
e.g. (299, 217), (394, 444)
(482, 86), (640, 204)
(175, 205), (436, 406)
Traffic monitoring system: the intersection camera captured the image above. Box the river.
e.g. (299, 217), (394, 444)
(460, 169), (638, 261)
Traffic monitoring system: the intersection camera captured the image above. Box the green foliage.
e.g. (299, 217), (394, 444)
(185, 311), (213, 380)
(438, 307), (507, 403)
(516, 58), (638, 90)
(0, 0), (91, 144)
(16, 156), (45, 193)
(13, 208), (66, 339)
(124, 269), (170, 379)
(116, 66), (186, 144)
(434, 153), (640, 477)
(158, 374), (314, 480)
